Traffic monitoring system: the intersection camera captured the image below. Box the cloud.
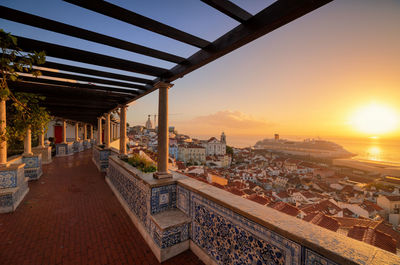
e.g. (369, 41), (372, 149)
(176, 110), (275, 135)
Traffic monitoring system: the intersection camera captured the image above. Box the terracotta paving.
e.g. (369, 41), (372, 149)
(0, 150), (204, 265)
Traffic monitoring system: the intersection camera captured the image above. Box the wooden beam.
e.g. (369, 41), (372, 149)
(0, 6), (185, 64)
(41, 61), (154, 85)
(64, 0), (211, 48)
(18, 76), (140, 95)
(201, 0), (252, 23)
(16, 36), (170, 77)
(39, 70), (147, 91)
(8, 80), (135, 102)
(163, 0), (333, 82)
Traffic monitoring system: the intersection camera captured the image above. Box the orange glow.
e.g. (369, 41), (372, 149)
(350, 103), (398, 135)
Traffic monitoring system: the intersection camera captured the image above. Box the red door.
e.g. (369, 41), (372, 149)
(54, 125), (63, 143)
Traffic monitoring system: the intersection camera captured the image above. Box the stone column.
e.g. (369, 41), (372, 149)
(62, 120), (67, 143)
(97, 117), (102, 145)
(75, 122), (79, 141)
(38, 128), (45, 148)
(105, 113), (110, 148)
(83, 124), (87, 140)
(155, 82), (174, 178)
(24, 127), (33, 155)
(90, 125), (93, 139)
(119, 106), (127, 155)
(0, 99), (7, 166)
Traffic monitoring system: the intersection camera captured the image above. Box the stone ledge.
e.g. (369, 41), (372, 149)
(0, 163), (25, 170)
(151, 209), (190, 231)
(177, 177), (400, 265)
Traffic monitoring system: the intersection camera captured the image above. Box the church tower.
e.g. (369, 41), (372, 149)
(145, 115), (153, 129)
(220, 132), (226, 144)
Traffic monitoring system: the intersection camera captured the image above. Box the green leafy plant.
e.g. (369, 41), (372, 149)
(0, 29), (45, 100)
(125, 153), (157, 173)
(0, 29), (49, 154)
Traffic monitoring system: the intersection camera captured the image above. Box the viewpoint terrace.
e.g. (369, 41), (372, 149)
(1, 1), (399, 264)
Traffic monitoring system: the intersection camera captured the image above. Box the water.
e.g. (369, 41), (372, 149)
(221, 135), (400, 164)
(326, 137), (400, 164)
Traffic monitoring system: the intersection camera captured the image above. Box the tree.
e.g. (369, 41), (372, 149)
(0, 30), (49, 153)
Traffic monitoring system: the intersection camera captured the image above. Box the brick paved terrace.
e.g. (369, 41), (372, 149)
(0, 150), (204, 265)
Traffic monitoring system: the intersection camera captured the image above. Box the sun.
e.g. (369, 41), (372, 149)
(350, 103), (398, 135)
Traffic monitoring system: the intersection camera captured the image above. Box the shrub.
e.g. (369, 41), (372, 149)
(126, 154), (157, 173)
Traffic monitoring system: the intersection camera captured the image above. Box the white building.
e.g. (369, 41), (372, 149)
(201, 132), (226, 156)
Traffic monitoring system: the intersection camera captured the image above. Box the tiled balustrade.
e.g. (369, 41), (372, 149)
(22, 154), (43, 180)
(92, 145), (111, 172)
(73, 140), (84, 153)
(106, 155), (400, 265)
(56, 142), (74, 156)
(32, 145), (52, 164)
(0, 163), (29, 213)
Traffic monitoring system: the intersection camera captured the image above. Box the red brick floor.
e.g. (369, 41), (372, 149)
(0, 150), (204, 265)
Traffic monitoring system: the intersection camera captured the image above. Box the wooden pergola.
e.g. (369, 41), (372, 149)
(0, 0), (332, 173)
(1, 0), (331, 124)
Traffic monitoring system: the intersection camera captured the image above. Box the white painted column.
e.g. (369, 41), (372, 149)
(0, 99), (7, 165)
(97, 117), (102, 145)
(119, 106), (127, 155)
(38, 128), (45, 147)
(24, 127), (33, 155)
(105, 113), (110, 148)
(75, 122), (79, 141)
(62, 120), (67, 143)
(156, 82), (173, 177)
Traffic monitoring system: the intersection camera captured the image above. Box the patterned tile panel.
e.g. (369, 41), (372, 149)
(186, 188), (301, 265)
(0, 193), (13, 207)
(151, 184), (177, 214)
(93, 148), (111, 172)
(0, 170), (17, 189)
(107, 161), (150, 225)
(304, 249), (339, 265)
(150, 219), (189, 249)
(22, 155), (43, 180)
(177, 186), (190, 216)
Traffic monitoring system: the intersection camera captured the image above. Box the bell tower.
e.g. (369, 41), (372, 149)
(220, 132), (226, 144)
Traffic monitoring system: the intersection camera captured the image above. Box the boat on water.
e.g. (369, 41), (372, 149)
(254, 136), (355, 159)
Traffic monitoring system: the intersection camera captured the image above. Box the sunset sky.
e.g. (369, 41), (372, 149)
(125, 0), (400, 142)
(2, 0), (400, 145)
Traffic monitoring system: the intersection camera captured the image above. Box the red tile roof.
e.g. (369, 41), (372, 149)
(248, 194), (270, 205)
(303, 212), (340, 232)
(270, 201), (300, 217)
(348, 226), (397, 254)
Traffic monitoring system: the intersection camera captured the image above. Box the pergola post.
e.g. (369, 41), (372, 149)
(97, 117), (102, 145)
(83, 124), (87, 140)
(38, 127), (45, 148)
(105, 113), (110, 148)
(154, 82), (173, 179)
(62, 120), (67, 143)
(119, 105), (127, 155)
(75, 122), (79, 141)
(0, 99), (7, 166)
(90, 125), (93, 139)
(23, 127), (33, 156)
